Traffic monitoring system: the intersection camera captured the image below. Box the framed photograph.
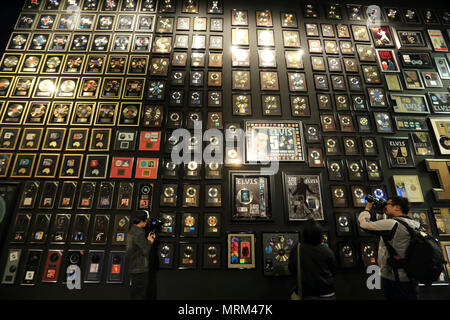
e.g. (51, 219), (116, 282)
(230, 171), (274, 221)
(282, 172), (324, 221)
(370, 26), (394, 47)
(245, 121), (305, 162)
(433, 208), (450, 236)
(429, 117), (450, 155)
(402, 70), (424, 89)
(376, 49), (400, 72)
(427, 29), (449, 52)
(384, 137), (415, 168)
(391, 94), (429, 114)
(393, 175), (424, 202)
(227, 233), (255, 269)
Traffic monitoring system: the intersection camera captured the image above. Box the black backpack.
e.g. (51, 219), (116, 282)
(383, 218), (446, 285)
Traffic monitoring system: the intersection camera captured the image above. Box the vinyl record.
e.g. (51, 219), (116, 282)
(76, 105), (92, 118)
(38, 79), (55, 92)
(122, 105), (138, 119)
(46, 56), (61, 69)
(7, 104), (24, 117)
(30, 104), (46, 117)
(273, 242), (289, 262)
(375, 113), (390, 127)
(54, 104), (69, 118)
(60, 80), (76, 93)
(4, 56), (19, 68)
(12, 34), (27, 46)
(0, 78), (11, 90)
(24, 56), (40, 68)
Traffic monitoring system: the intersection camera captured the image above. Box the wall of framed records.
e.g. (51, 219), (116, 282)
(0, 0), (450, 300)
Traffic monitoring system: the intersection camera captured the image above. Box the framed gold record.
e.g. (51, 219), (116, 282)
(47, 102), (73, 125)
(231, 47), (250, 67)
(0, 127), (21, 151)
(232, 70), (251, 90)
(77, 77), (101, 99)
(69, 34), (91, 52)
(0, 101), (28, 125)
(232, 28), (249, 46)
(91, 33), (112, 52)
(256, 10), (273, 27)
(41, 127), (66, 151)
(260, 71), (279, 91)
(257, 29), (275, 47)
(55, 77), (79, 99)
(59, 154), (83, 179)
(0, 76), (14, 98)
(62, 54), (86, 74)
(192, 34), (206, 49)
(122, 78), (145, 99)
(111, 34), (132, 52)
(19, 54), (44, 73)
(106, 55), (128, 75)
(152, 36), (172, 54)
(231, 9), (248, 26)
(89, 128), (112, 151)
(19, 127), (44, 151)
(115, 14), (135, 31)
(84, 54), (107, 74)
(208, 53), (223, 68)
(41, 54), (64, 74)
(0, 53), (23, 73)
(94, 102), (119, 126)
(209, 35), (223, 50)
(176, 17), (190, 31)
(156, 16), (174, 33)
(100, 77), (124, 99)
(193, 17), (207, 31)
(65, 128), (89, 151)
(47, 33), (71, 52)
(283, 30), (301, 48)
(6, 32), (31, 51)
(132, 34), (152, 52)
(71, 102), (96, 125)
(118, 102), (142, 126)
(34, 153), (60, 179)
(27, 33), (51, 51)
(10, 153), (36, 178)
(0, 153), (13, 178)
(127, 55), (149, 75)
(32, 76), (57, 99)
(24, 101), (50, 125)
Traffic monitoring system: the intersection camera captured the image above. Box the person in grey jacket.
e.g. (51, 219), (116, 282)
(358, 196), (420, 300)
(126, 211), (156, 300)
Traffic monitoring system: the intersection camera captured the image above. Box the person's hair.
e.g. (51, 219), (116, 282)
(389, 196), (409, 215)
(302, 218), (323, 246)
(132, 211), (148, 225)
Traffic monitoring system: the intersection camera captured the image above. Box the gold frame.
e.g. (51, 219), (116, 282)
(19, 127), (44, 151)
(0, 153), (13, 177)
(441, 241), (450, 277)
(34, 153), (60, 178)
(69, 33), (92, 52)
(94, 102), (119, 126)
(10, 76), (36, 98)
(127, 55), (149, 75)
(84, 54), (107, 74)
(55, 77), (80, 99)
(0, 101), (28, 125)
(59, 154), (84, 179)
(19, 53), (44, 73)
(0, 76), (15, 97)
(0, 53), (23, 73)
(90, 33), (112, 52)
(100, 77), (124, 99)
(31, 76), (58, 99)
(95, 14), (117, 32)
(77, 77), (101, 99)
(65, 128), (89, 151)
(27, 32), (51, 51)
(70, 101), (96, 126)
(47, 33), (71, 52)
(62, 54), (86, 74)
(47, 101), (73, 126)
(6, 32), (31, 51)
(131, 34), (152, 52)
(41, 127), (66, 151)
(105, 54), (128, 75)
(89, 128), (112, 151)
(41, 54), (64, 74)
(115, 14), (136, 31)
(118, 102), (142, 126)
(110, 34), (132, 52)
(10, 153), (36, 178)
(122, 78), (146, 100)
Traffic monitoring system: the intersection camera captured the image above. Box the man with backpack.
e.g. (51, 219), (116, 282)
(358, 196), (440, 300)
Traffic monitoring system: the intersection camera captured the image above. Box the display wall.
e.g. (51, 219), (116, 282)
(0, 0), (449, 300)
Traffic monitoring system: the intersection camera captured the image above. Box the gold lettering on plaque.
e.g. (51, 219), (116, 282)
(426, 159), (450, 201)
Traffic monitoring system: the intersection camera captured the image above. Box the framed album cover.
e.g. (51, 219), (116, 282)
(282, 172), (324, 221)
(376, 49), (399, 72)
(393, 175), (424, 203)
(230, 171), (275, 221)
(384, 137), (415, 168)
(34, 153), (60, 178)
(391, 94), (429, 114)
(245, 121), (305, 162)
(370, 26), (394, 47)
(429, 117), (450, 155)
(227, 233), (255, 269)
(433, 208), (450, 236)
(410, 132), (434, 156)
(83, 154), (109, 179)
(10, 153), (36, 178)
(262, 232), (299, 276)
(427, 29), (449, 52)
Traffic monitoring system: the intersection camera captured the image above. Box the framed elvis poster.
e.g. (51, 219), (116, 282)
(227, 233), (255, 269)
(230, 171), (274, 221)
(282, 172), (324, 221)
(383, 137), (415, 168)
(376, 49), (399, 72)
(245, 120), (305, 163)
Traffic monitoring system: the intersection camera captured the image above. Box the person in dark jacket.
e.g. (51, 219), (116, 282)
(288, 219), (337, 300)
(126, 211), (156, 300)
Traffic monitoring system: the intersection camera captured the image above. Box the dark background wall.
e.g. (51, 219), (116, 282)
(0, 0), (450, 300)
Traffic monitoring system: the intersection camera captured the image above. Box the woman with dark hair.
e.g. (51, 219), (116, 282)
(288, 219), (337, 300)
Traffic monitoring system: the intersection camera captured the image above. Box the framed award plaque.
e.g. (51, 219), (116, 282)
(433, 208), (450, 236)
(384, 137), (415, 168)
(29, 213), (51, 244)
(84, 251), (105, 284)
(282, 172), (324, 221)
(204, 213), (221, 237)
(178, 243), (197, 270)
(429, 118), (450, 155)
(180, 213), (199, 238)
(106, 251), (125, 284)
(111, 215), (130, 246)
(135, 158), (159, 179)
(83, 154), (109, 179)
(441, 242), (450, 277)
(262, 232), (299, 276)
(10, 153), (36, 178)
(71, 214), (91, 244)
(10, 213), (31, 244)
(158, 243), (174, 269)
(230, 171), (274, 221)
(391, 94), (429, 114)
(110, 156), (134, 179)
(376, 49), (399, 72)
(203, 243), (221, 269)
(428, 92), (450, 114)
(49, 213), (71, 244)
(21, 249), (43, 286)
(42, 250), (63, 283)
(0, 153), (13, 178)
(393, 175), (424, 203)
(227, 233), (255, 269)
(408, 210), (432, 234)
(245, 121), (305, 162)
